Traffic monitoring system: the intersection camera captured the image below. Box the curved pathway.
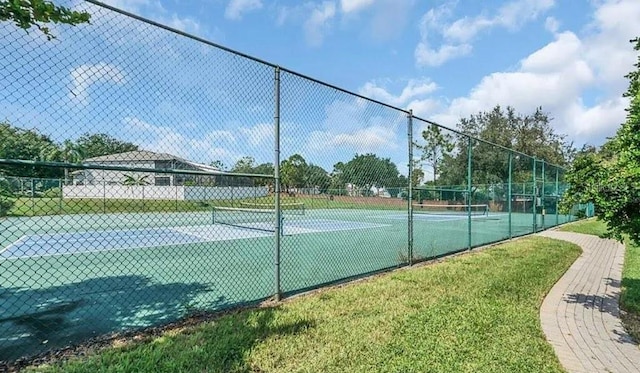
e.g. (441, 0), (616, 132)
(538, 231), (640, 373)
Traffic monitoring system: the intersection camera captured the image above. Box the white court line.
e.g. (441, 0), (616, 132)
(0, 226), (247, 261)
(1, 219), (393, 261)
(0, 235), (28, 256)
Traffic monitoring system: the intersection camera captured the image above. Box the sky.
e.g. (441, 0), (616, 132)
(1, 0), (639, 175)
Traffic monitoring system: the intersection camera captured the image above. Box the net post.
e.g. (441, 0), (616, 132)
(467, 136), (472, 250)
(273, 66), (282, 302)
(508, 151), (512, 239)
(407, 109), (413, 266)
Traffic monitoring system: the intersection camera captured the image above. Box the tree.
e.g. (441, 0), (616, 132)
(281, 154), (307, 189)
(0, 121), (60, 178)
(74, 133), (138, 159)
(210, 160), (226, 172)
(38, 139), (83, 183)
(411, 164), (424, 187)
(562, 37), (640, 243)
(339, 153), (404, 191)
(438, 105), (573, 187)
(1, 0), (90, 40)
(122, 174), (150, 186)
(305, 164), (330, 192)
(231, 156), (256, 174)
(415, 124), (453, 183)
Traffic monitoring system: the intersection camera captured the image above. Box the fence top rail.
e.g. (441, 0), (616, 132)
(0, 159), (274, 179)
(82, 0), (566, 173)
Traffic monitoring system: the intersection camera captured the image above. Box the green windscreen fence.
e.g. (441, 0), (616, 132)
(0, 0), (592, 364)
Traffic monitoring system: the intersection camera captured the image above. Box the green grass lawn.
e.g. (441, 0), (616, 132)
(8, 195), (406, 217)
(557, 218), (609, 237)
(559, 219), (640, 343)
(27, 236), (580, 373)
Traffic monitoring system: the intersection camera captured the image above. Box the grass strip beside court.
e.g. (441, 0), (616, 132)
(8, 195), (407, 217)
(559, 219), (640, 343)
(28, 236), (579, 373)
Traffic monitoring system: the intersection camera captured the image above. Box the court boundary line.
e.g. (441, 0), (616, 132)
(0, 235), (27, 256)
(0, 219), (392, 261)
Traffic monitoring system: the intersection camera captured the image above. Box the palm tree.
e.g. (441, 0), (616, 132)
(59, 140), (83, 185)
(122, 174), (150, 186)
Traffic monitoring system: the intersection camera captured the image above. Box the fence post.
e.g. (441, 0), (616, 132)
(58, 178), (63, 214)
(555, 167), (559, 226)
(508, 151), (512, 239)
(103, 179), (106, 214)
(407, 109), (413, 265)
(273, 66), (282, 301)
(532, 159), (537, 232)
(467, 136), (472, 250)
(541, 161), (545, 230)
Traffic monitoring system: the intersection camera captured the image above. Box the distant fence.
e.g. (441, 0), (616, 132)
(0, 0), (593, 365)
(63, 185), (268, 200)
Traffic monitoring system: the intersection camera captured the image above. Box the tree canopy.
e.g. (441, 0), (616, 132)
(1, 0), (90, 40)
(75, 133), (139, 159)
(0, 122), (140, 178)
(562, 37), (640, 243)
(416, 105), (574, 188)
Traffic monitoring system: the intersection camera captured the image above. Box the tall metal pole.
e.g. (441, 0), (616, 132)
(467, 136), (472, 250)
(273, 66), (282, 301)
(555, 167), (559, 226)
(407, 110), (413, 265)
(541, 161), (545, 230)
(508, 152), (512, 239)
(532, 159), (537, 232)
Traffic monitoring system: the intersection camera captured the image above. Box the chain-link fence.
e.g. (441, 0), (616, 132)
(0, 0), (592, 363)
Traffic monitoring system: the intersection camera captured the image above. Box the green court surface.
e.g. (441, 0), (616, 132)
(0, 207), (574, 360)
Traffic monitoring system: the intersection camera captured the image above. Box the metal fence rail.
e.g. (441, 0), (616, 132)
(0, 0), (592, 363)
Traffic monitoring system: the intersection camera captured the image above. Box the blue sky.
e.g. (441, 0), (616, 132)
(1, 0), (639, 175)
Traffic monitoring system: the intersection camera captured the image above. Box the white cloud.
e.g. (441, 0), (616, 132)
(239, 123), (274, 146)
(225, 0), (263, 20)
(304, 1), (337, 46)
(100, 0), (203, 35)
(123, 117), (238, 164)
(307, 125), (398, 154)
(544, 16), (560, 33)
(340, 0), (375, 13)
(415, 0), (555, 66)
(414, 42), (472, 67)
(359, 79), (438, 107)
(69, 63), (126, 105)
(427, 0), (639, 145)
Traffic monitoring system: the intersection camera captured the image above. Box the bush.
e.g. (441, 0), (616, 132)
(0, 195), (14, 216)
(42, 187), (62, 198)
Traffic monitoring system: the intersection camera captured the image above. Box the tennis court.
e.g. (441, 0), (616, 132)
(0, 203), (561, 359)
(0, 202), (575, 360)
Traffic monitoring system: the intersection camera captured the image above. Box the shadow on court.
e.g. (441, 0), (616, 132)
(0, 275), (222, 362)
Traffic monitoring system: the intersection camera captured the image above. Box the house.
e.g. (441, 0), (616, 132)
(73, 150), (222, 186)
(65, 150), (269, 201)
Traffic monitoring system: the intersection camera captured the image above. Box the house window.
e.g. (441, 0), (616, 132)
(155, 176), (171, 186)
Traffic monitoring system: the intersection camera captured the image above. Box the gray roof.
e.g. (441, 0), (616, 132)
(84, 150), (221, 173)
(84, 150), (186, 162)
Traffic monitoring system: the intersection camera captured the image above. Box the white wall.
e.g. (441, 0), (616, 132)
(63, 185), (268, 200)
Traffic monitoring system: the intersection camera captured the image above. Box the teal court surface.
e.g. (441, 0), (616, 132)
(0, 207), (573, 360)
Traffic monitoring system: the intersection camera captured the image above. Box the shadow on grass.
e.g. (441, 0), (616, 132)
(0, 275), (221, 363)
(565, 277), (639, 345)
(144, 307), (316, 373)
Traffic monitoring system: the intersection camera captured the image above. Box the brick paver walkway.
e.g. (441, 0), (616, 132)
(539, 231), (640, 373)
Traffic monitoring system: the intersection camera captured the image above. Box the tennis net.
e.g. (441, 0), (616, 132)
(412, 204), (489, 216)
(238, 202), (305, 215)
(212, 205), (304, 233)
